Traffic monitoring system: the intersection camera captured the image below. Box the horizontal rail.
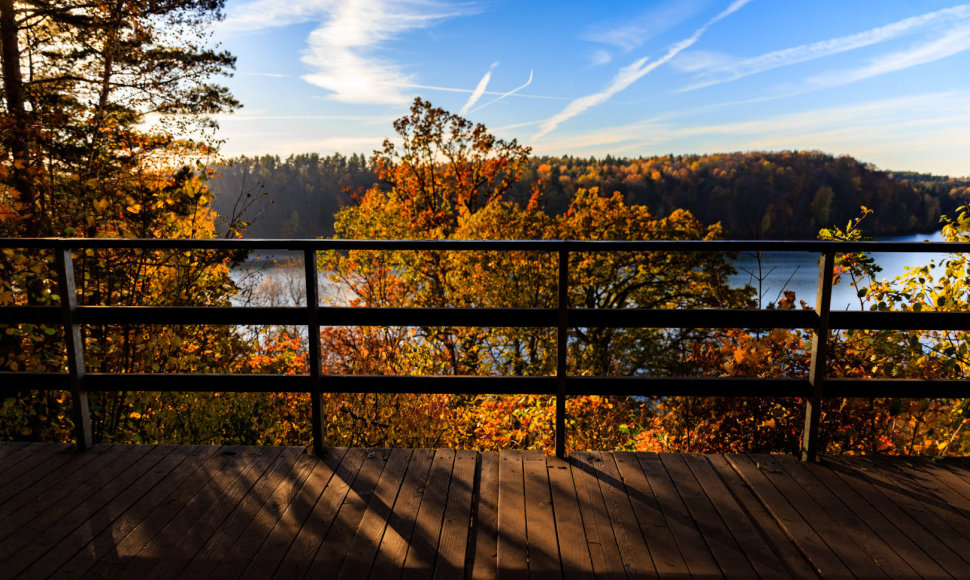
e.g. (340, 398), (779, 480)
(5, 373), (969, 399)
(1, 237), (968, 252)
(0, 372), (970, 399)
(0, 372), (807, 397)
(7, 306), (970, 332)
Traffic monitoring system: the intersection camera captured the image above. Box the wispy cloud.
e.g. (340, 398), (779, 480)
(534, 0), (752, 140)
(583, 0), (707, 51)
(221, 0), (333, 31)
(589, 50), (612, 67)
(459, 62), (498, 114)
(223, 0), (476, 105)
(681, 4), (970, 91)
(402, 82), (566, 100)
(468, 70), (533, 113)
(576, 92), (970, 174)
(302, 1), (475, 104)
(238, 72), (291, 78)
(807, 23), (970, 88)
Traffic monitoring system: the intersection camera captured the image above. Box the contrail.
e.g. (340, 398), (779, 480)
(460, 62), (499, 114)
(469, 70), (534, 114)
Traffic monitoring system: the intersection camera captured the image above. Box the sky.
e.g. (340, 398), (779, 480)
(211, 0), (970, 177)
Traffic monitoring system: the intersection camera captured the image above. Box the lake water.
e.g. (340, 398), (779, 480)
(730, 231), (948, 310)
(232, 231), (953, 310)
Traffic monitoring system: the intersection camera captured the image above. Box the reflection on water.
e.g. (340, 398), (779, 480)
(730, 231), (949, 310)
(229, 232), (957, 311)
(230, 251), (353, 307)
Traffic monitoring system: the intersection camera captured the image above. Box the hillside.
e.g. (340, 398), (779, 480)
(207, 151), (970, 239)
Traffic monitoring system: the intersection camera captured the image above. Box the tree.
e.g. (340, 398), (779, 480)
(323, 100), (751, 451)
(0, 0), (245, 443)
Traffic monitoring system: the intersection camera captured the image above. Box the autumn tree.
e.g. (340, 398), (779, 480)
(321, 100), (753, 451)
(654, 209), (970, 456)
(0, 0), (247, 443)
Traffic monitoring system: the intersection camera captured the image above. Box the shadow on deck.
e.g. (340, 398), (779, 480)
(1, 442), (969, 578)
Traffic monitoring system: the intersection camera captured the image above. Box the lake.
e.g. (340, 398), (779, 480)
(730, 231), (948, 310)
(233, 231), (953, 310)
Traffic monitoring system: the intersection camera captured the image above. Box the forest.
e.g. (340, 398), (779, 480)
(1, 1), (969, 457)
(209, 150), (970, 239)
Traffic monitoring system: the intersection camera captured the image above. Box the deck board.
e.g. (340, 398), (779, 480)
(4, 442), (970, 578)
(399, 448), (455, 578)
(469, 451), (499, 579)
(570, 451), (626, 580)
(431, 449), (476, 580)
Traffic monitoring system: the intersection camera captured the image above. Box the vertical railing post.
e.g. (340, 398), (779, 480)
(305, 248), (325, 457)
(802, 250), (834, 462)
(556, 249), (569, 459)
(55, 247), (92, 451)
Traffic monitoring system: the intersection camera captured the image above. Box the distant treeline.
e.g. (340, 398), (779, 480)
(208, 151), (970, 239)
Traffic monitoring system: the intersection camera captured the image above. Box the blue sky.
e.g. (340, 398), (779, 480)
(212, 0), (970, 177)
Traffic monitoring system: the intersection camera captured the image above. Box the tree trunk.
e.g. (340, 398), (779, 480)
(0, 0), (36, 235)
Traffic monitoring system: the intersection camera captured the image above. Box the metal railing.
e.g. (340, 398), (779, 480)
(2, 237), (969, 460)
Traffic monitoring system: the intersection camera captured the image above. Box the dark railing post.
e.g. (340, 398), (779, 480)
(802, 250), (834, 462)
(556, 249), (568, 459)
(55, 248), (92, 451)
(305, 249), (325, 457)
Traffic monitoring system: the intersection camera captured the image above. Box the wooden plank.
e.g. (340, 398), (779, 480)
(231, 447), (351, 580)
(612, 451), (687, 578)
(0, 441), (54, 478)
(521, 450), (560, 579)
(254, 447), (368, 580)
(83, 446), (243, 578)
(725, 454), (853, 579)
(876, 456), (970, 523)
(570, 452), (626, 580)
(177, 447), (315, 580)
(681, 453), (783, 578)
(398, 449), (457, 578)
(361, 449), (435, 578)
(637, 452), (722, 578)
(587, 451), (656, 579)
(496, 449), (528, 579)
(52, 445), (223, 578)
(705, 455), (818, 579)
(914, 458), (970, 504)
(304, 448), (410, 578)
(2, 445), (166, 576)
(0, 442), (80, 505)
(432, 449), (477, 580)
(798, 458), (951, 580)
(821, 456), (970, 578)
(0, 441), (29, 466)
(747, 453), (888, 579)
(0, 443), (101, 516)
(115, 446), (271, 578)
(760, 453), (915, 578)
(469, 451), (499, 580)
(1, 444), (125, 541)
(0, 443), (158, 574)
(330, 449), (410, 580)
(546, 456), (594, 579)
(831, 456), (970, 566)
(144, 446), (296, 579)
(660, 453), (756, 578)
(21, 444), (192, 579)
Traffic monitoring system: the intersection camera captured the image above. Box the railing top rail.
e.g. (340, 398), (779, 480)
(0, 237), (967, 253)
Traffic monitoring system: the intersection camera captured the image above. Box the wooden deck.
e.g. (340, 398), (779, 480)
(2, 444), (970, 579)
